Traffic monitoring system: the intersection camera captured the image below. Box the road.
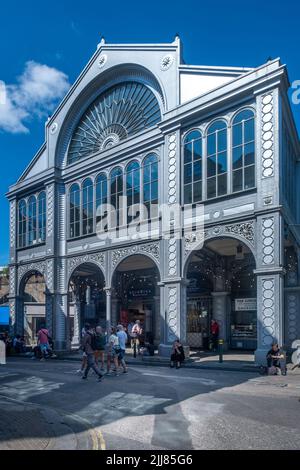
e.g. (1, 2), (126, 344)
(0, 358), (300, 450)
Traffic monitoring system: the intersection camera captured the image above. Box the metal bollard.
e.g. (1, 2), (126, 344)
(218, 339), (224, 363)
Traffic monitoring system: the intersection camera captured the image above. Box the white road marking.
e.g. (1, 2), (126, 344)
(134, 369), (216, 386)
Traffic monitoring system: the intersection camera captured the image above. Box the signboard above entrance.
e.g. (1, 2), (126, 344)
(235, 298), (257, 311)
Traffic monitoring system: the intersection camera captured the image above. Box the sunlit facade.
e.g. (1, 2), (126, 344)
(7, 38), (300, 362)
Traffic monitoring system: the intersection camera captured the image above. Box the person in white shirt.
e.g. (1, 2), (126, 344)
(117, 324), (128, 373)
(107, 327), (121, 376)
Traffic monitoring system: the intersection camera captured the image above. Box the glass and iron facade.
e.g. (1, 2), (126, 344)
(7, 39), (300, 362)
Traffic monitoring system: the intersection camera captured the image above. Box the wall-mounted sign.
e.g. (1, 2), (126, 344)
(235, 298), (257, 311)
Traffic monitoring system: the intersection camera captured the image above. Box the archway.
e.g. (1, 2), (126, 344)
(19, 271), (46, 345)
(185, 237), (257, 351)
(111, 255), (161, 344)
(68, 263), (106, 348)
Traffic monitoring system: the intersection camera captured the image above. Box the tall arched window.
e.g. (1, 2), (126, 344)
(28, 196), (37, 245)
(143, 154), (158, 218)
(69, 183), (80, 238)
(38, 192), (46, 242)
(206, 120), (228, 199)
(126, 161), (140, 223)
(82, 179), (94, 235)
(183, 130), (202, 204)
(95, 174), (108, 229)
(232, 109), (255, 192)
(18, 200), (27, 248)
(110, 167), (123, 228)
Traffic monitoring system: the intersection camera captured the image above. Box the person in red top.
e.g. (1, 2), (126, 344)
(37, 324), (51, 361)
(210, 319), (219, 352)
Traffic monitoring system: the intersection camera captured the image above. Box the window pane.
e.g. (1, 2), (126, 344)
(207, 177), (216, 199)
(207, 134), (216, 156)
(193, 161), (202, 181)
(244, 118), (255, 143)
(184, 184), (192, 204)
(232, 146), (243, 170)
(207, 156), (216, 177)
(193, 139), (202, 160)
(217, 151), (227, 174)
(233, 109), (254, 125)
(244, 165), (255, 189)
(184, 143), (192, 164)
(218, 174), (227, 196)
(144, 183), (151, 202)
(184, 130), (201, 144)
(193, 181), (202, 202)
(233, 169), (243, 192)
(233, 123), (243, 147)
(218, 130), (227, 152)
(143, 163), (151, 183)
(184, 163), (192, 184)
(244, 142), (255, 166)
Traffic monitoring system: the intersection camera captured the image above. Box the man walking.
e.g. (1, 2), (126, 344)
(117, 324), (128, 373)
(81, 324), (103, 382)
(210, 319), (219, 352)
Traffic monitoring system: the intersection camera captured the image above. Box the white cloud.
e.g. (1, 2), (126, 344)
(0, 61), (70, 134)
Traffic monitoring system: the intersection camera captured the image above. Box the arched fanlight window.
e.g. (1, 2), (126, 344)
(18, 199), (27, 248)
(126, 161), (140, 223)
(38, 192), (46, 242)
(206, 120), (228, 199)
(232, 109), (255, 192)
(28, 196), (37, 245)
(110, 167), (124, 228)
(68, 82), (162, 164)
(183, 130), (202, 204)
(143, 154), (158, 218)
(82, 179), (94, 235)
(95, 174), (108, 230)
(69, 183), (80, 238)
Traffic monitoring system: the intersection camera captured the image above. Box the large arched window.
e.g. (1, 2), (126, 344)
(69, 183), (80, 238)
(28, 196), (37, 245)
(82, 179), (94, 235)
(68, 82), (162, 164)
(206, 120), (228, 199)
(95, 174), (108, 229)
(126, 161), (140, 223)
(18, 200), (27, 248)
(232, 109), (255, 192)
(183, 130), (202, 204)
(111, 167), (124, 228)
(38, 192), (46, 242)
(143, 154), (158, 218)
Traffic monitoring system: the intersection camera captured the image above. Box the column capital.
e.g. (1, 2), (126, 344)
(104, 287), (112, 296)
(254, 267), (286, 276)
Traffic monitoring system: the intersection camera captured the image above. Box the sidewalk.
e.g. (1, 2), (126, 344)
(58, 349), (260, 373)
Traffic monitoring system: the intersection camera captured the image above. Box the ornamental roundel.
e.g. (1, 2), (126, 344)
(68, 81), (161, 163)
(160, 54), (174, 71)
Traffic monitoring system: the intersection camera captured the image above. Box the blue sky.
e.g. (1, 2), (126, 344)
(0, 0), (299, 265)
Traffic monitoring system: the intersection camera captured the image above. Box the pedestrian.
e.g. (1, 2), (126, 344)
(107, 327), (121, 376)
(210, 319), (219, 352)
(77, 326), (88, 374)
(81, 324), (103, 382)
(94, 326), (106, 371)
(37, 324), (51, 361)
(131, 320), (142, 355)
(170, 338), (185, 369)
(117, 324), (128, 373)
(266, 343), (287, 375)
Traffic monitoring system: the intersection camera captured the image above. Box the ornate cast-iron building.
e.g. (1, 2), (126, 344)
(7, 38), (300, 362)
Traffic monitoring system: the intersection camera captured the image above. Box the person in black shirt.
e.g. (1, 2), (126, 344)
(266, 343), (286, 375)
(170, 338), (185, 369)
